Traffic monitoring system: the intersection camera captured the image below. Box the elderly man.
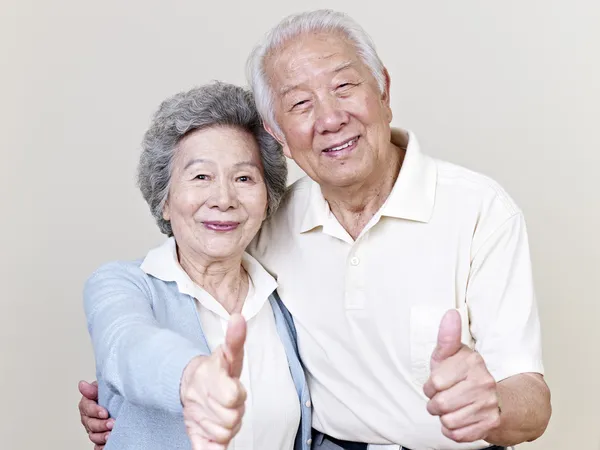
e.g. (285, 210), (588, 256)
(79, 9), (551, 450)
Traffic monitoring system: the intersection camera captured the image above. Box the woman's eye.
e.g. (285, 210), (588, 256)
(237, 176), (251, 182)
(195, 174), (208, 180)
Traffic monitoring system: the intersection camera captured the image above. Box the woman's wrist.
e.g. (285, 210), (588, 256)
(180, 355), (207, 405)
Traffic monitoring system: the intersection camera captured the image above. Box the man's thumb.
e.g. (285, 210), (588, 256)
(222, 313), (247, 378)
(430, 309), (462, 369)
(78, 380), (99, 399)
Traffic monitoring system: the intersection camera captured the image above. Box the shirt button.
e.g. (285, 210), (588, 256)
(307, 438), (312, 445)
(350, 256), (360, 266)
(305, 400), (312, 408)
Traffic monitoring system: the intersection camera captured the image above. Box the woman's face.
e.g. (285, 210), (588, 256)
(163, 126), (268, 264)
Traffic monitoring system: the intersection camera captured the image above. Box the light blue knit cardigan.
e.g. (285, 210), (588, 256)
(84, 260), (312, 450)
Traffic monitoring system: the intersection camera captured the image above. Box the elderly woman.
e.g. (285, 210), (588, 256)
(83, 82), (311, 450)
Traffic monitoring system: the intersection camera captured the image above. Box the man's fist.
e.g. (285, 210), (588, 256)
(423, 310), (501, 443)
(78, 380), (113, 449)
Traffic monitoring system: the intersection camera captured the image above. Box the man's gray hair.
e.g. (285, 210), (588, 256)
(246, 9), (386, 137)
(138, 81), (287, 236)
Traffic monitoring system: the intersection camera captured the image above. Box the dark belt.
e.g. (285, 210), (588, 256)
(321, 433), (505, 450)
(321, 435), (412, 450)
(322, 435), (370, 450)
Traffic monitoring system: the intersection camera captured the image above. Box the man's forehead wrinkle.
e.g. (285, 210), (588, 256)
(271, 30), (350, 70)
(283, 48), (339, 69)
(280, 50), (347, 84)
(266, 32), (363, 98)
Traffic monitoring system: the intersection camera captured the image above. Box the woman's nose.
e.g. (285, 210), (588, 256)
(207, 180), (239, 211)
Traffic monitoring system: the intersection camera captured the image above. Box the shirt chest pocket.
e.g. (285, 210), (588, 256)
(409, 305), (474, 386)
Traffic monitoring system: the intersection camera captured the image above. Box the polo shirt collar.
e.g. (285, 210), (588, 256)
(299, 181), (331, 234)
(300, 128), (437, 234)
(380, 129), (437, 222)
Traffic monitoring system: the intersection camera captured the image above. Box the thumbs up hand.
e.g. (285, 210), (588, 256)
(423, 310), (501, 444)
(181, 314), (248, 450)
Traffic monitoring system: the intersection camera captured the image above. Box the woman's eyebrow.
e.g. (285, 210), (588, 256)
(183, 158), (211, 170)
(232, 161), (261, 170)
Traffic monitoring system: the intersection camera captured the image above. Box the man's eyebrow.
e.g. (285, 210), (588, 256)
(280, 84), (299, 97)
(333, 61), (354, 73)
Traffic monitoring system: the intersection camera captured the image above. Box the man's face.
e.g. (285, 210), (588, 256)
(266, 32), (393, 189)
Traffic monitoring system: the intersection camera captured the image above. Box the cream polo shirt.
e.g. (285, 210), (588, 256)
(140, 238), (301, 450)
(248, 130), (544, 450)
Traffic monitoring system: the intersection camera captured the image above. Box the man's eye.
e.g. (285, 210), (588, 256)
(237, 176), (251, 182)
(338, 83), (354, 89)
(292, 100), (309, 109)
(195, 174), (208, 180)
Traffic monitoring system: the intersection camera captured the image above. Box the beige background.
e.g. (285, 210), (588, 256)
(1, 0), (599, 448)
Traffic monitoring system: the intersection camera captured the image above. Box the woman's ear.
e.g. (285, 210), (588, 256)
(162, 200), (171, 221)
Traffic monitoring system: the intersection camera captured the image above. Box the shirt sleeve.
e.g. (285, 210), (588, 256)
(467, 213), (545, 382)
(83, 262), (207, 413)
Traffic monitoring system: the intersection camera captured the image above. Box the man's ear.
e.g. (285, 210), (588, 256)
(382, 67), (393, 123)
(264, 122), (292, 159)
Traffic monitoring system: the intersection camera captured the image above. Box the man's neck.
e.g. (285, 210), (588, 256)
(323, 142), (405, 240)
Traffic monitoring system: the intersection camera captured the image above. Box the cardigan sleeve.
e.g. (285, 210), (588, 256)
(83, 261), (207, 414)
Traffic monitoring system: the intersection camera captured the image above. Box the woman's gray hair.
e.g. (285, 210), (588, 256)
(246, 9), (386, 137)
(137, 81), (287, 236)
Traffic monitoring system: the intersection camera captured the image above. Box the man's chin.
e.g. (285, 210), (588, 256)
(317, 170), (368, 190)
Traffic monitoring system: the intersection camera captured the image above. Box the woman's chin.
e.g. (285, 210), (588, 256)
(204, 250), (241, 262)
(179, 230), (253, 262)
(199, 241), (247, 262)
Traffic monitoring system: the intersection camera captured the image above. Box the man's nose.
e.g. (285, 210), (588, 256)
(314, 96), (349, 134)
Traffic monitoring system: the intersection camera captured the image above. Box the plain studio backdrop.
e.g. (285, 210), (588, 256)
(1, 0), (599, 448)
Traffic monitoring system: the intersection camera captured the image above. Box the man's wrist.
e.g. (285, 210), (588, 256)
(483, 386), (508, 445)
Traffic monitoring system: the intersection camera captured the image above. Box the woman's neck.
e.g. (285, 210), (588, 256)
(177, 247), (248, 314)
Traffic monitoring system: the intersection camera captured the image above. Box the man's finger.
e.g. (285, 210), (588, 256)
(426, 376), (477, 415)
(84, 417), (114, 434)
(222, 314), (247, 378)
(88, 430), (110, 446)
(439, 400), (494, 431)
(430, 309), (463, 370)
(441, 419), (492, 443)
(78, 380), (99, 400)
(423, 348), (470, 399)
(80, 396), (109, 420)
